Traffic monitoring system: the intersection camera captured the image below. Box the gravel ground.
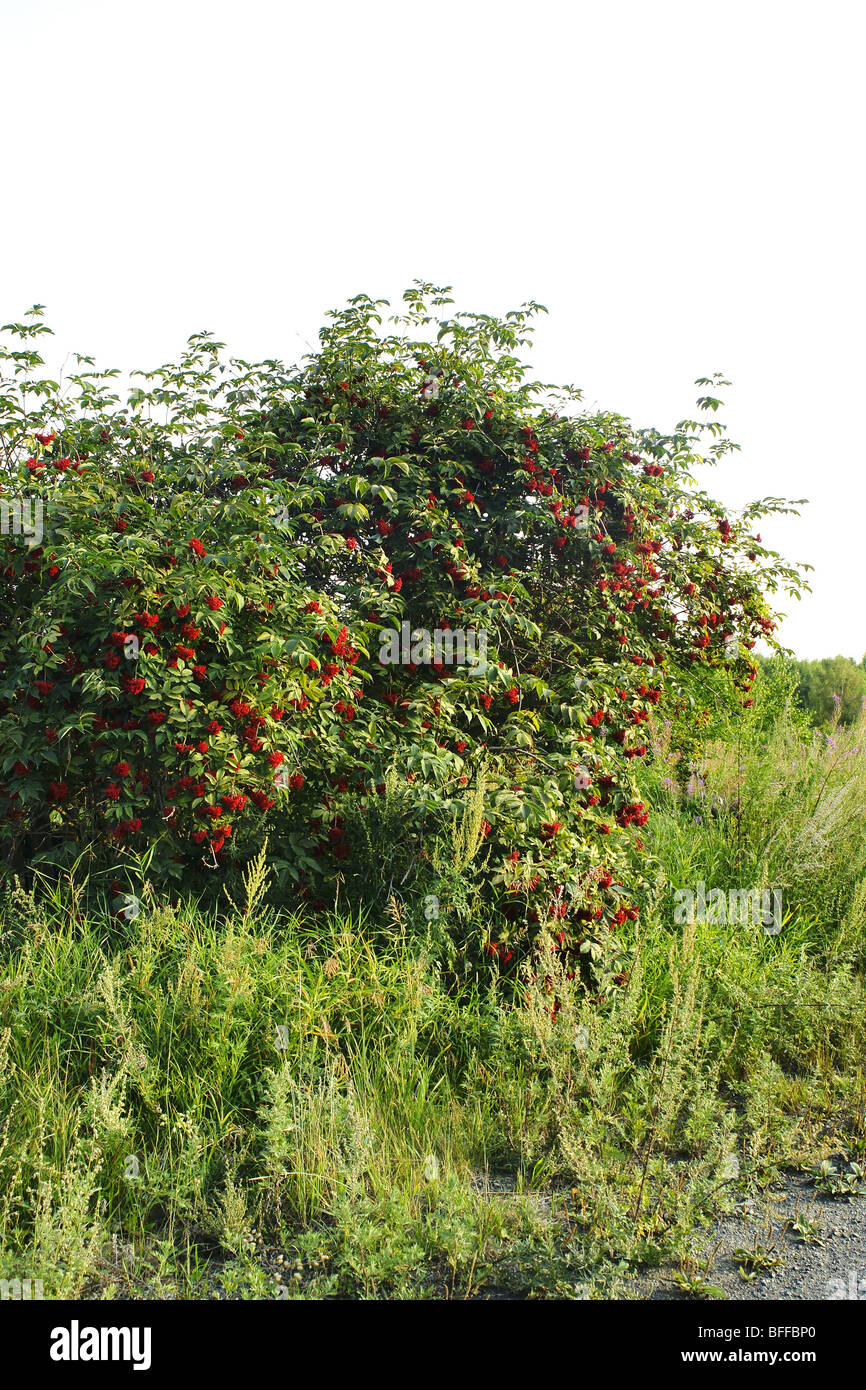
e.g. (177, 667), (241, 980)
(628, 1171), (866, 1301)
(467, 1164), (866, 1301)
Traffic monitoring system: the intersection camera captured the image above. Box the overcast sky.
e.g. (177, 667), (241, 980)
(2, 0), (863, 659)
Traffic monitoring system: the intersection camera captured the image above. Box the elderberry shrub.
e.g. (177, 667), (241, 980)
(0, 289), (804, 988)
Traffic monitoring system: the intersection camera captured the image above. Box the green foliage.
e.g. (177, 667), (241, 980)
(2, 292), (863, 1301)
(0, 289), (807, 982)
(793, 653), (866, 725)
(0, 684), (864, 1297)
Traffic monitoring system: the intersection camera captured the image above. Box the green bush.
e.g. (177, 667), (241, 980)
(1, 288), (804, 982)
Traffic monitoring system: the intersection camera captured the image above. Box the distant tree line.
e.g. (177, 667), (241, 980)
(764, 653), (866, 724)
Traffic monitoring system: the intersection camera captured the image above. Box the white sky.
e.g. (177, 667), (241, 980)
(2, 0), (863, 660)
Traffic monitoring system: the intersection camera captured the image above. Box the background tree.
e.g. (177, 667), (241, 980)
(793, 654), (866, 725)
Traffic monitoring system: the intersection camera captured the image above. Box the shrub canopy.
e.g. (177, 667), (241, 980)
(0, 287), (806, 982)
